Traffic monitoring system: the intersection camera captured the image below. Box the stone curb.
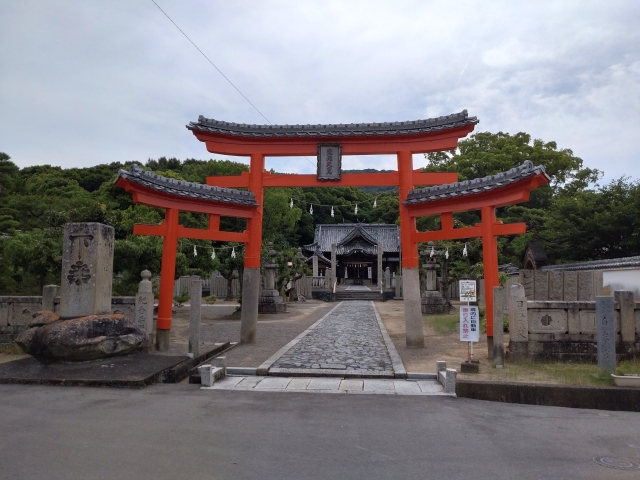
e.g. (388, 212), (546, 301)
(371, 301), (407, 378)
(456, 379), (640, 412)
(268, 368), (394, 379)
(256, 302), (344, 375)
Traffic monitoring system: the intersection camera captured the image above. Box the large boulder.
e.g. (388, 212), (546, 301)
(15, 312), (147, 362)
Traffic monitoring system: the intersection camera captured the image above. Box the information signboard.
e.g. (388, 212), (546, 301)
(367, 267), (372, 279)
(459, 279), (477, 302)
(460, 305), (480, 342)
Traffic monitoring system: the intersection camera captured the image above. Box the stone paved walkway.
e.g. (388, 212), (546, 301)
(270, 301), (394, 374)
(203, 376), (451, 396)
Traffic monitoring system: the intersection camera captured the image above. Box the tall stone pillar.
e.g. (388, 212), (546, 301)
(377, 243), (383, 288)
(615, 290), (635, 344)
(189, 277), (202, 356)
(508, 284), (528, 358)
(59, 222), (114, 319)
(330, 243), (337, 288)
(312, 254), (318, 277)
(492, 286), (505, 367)
(135, 270), (155, 350)
(596, 296), (616, 374)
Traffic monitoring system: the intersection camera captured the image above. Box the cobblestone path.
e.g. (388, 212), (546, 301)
(271, 301), (393, 373)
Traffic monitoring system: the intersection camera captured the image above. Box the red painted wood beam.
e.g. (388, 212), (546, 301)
(412, 222), (526, 242)
(134, 224), (248, 243)
(206, 171), (458, 189)
(413, 226), (482, 242)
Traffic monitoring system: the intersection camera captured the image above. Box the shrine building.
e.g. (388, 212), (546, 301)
(303, 224), (400, 285)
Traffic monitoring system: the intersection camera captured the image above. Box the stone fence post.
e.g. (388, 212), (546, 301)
(42, 285), (60, 312)
(508, 284), (528, 358)
(135, 270), (155, 350)
(492, 286), (504, 368)
(596, 296), (616, 375)
(189, 277), (202, 356)
(614, 290), (635, 344)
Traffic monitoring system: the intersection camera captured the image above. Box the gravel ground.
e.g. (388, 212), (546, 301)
(375, 300), (494, 374)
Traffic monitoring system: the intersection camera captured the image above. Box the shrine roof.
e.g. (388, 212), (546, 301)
(403, 161), (550, 206)
(187, 110), (478, 139)
(303, 224), (400, 255)
(114, 164), (258, 206)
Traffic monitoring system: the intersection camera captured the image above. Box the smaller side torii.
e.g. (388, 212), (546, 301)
(403, 160), (550, 351)
(114, 164), (258, 350)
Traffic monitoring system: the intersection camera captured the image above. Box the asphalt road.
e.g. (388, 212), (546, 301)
(1, 383), (639, 480)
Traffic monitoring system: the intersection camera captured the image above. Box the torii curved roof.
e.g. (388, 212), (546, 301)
(114, 164), (258, 206)
(187, 110), (478, 139)
(404, 161), (550, 206)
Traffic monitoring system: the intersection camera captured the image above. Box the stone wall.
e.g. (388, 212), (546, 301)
(0, 295), (138, 345)
(508, 289), (640, 362)
(519, 269), (603, 301)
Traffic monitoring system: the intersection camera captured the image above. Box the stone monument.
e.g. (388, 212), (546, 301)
(596, 295), (616, 375)
(258, 243), (286, 313)
(15, 222), (146, 362)
(59, 223), (115, 318)
(420, 244), (448, 314)
(134, 270), (155, 350)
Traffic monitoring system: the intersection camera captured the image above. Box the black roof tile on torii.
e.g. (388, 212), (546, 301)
(403, 161), (550, 205)
(114, 164), (258, 206)
(187, 110), (479, 139)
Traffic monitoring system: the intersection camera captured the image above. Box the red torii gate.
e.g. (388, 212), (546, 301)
(187, 111), (479, 347)
(403, 161), (550, 349)
(114, 165), (259, 349)
(116, 109), (549, 353)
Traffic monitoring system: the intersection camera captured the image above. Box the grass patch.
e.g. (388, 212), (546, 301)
(497, 359), (640, 386)
(0, 344), (24, 355)
(428, 314), (459, 334)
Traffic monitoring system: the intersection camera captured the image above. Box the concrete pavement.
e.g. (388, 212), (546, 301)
(205, 375), (449, 395)
(1, 383), (639, 479)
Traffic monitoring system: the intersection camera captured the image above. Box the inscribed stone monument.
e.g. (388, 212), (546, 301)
(59, 223), (114, 319)
(596, 296), (616, 374)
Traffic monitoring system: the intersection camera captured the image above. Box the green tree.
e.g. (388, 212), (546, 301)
(2, 228), (63, 291)
(211, 245), (244, 300)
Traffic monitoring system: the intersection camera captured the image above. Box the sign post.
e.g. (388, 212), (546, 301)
(459, 280), (478, 361)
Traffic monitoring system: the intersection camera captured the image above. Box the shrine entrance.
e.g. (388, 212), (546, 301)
(116, 109), (550, 353)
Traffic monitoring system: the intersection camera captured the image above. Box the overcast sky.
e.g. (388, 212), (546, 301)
(1, 1), (639, 182)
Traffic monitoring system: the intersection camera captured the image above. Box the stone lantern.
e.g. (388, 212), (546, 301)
(258, 242), (286, 313)
(420, 242), (449, 314)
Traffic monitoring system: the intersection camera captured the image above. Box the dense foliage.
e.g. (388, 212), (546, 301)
(1, 131), (638, 295)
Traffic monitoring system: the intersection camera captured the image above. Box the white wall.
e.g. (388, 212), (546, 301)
(603, 269), (640, 298)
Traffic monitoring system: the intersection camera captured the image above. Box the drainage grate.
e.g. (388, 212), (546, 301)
(593, 456), (640, 471)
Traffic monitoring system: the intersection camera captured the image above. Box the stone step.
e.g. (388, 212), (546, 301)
(334, 292), (382, 301)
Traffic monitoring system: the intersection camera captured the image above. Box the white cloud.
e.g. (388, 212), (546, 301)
(0, 0), (638, 181)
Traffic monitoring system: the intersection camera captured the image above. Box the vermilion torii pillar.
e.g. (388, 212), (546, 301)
(188, 110), (479, 345)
